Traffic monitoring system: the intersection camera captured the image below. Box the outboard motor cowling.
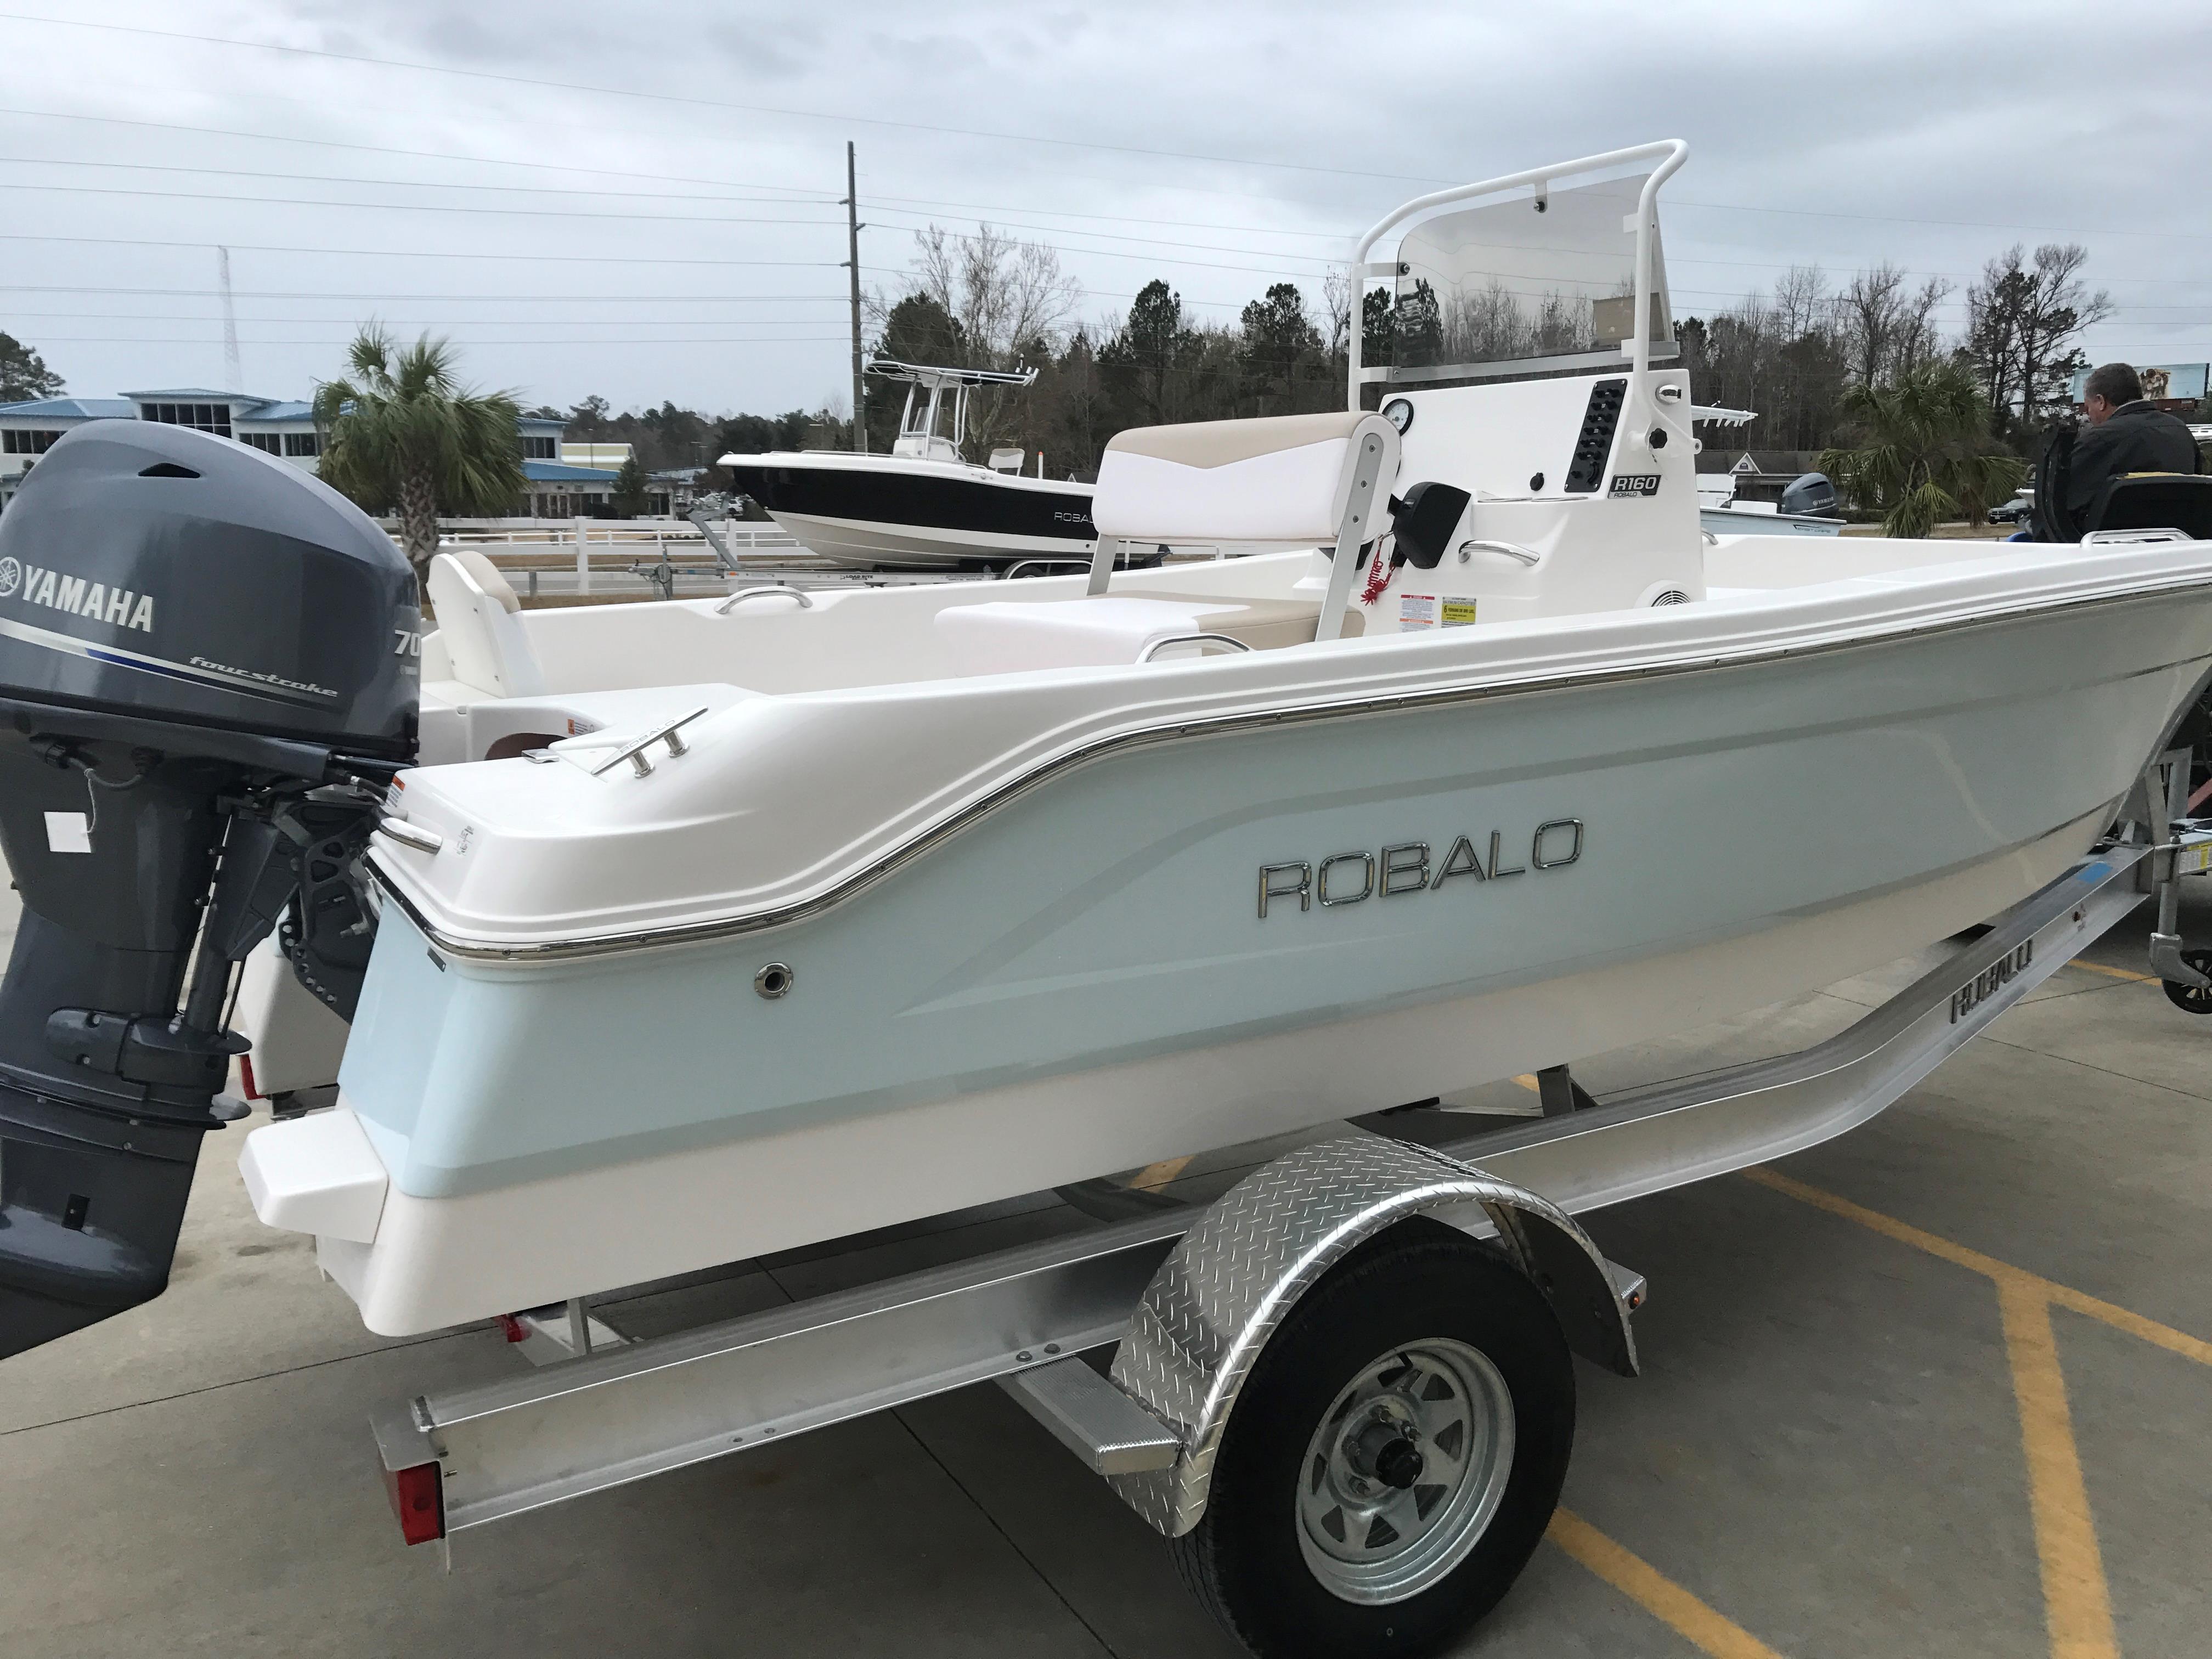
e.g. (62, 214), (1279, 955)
(0, 422), (416, 1357)
(1779, 472), (1837, 517)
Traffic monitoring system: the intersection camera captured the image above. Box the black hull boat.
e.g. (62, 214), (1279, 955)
(721, 450), (1095, 570)
(721, 358), (1096, 571)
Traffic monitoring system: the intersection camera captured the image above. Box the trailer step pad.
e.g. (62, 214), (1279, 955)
(998, 1356), (1181, 1474)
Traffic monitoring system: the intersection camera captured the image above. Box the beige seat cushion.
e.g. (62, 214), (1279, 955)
(426, 549), (545, 697)
(1091, 413), (1400, 545)
(935, 589), (1361, 676)
(445, 545), (521, 612)
(1114, 590), (1363, 648)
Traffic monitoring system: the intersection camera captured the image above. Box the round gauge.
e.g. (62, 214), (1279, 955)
(1381, 397), (1415, 435)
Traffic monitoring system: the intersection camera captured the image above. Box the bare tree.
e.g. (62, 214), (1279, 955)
(898, 224), (1082, 456)
(910, 225), (1081, 371)
(1770, 264), (1831, 340)
(1964, 244), (2112, 436)
(1320, 267), (1353, 359)
(1833, 263), (1954, 387)
(1892, 275), (1953, 377)
(1836, 263), (1902, 386)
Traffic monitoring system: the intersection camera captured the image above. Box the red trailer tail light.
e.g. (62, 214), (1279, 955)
(384, 1460), (445, 1545)
(239, 1053), (261, 1101)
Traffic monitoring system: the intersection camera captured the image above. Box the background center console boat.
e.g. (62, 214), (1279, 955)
(718, 358), (1099, 571)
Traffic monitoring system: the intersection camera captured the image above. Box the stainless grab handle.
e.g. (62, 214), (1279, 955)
(1457, 539), (1542, 567)
(2081, 528), (2190, 547)
(715, 585), (814, 614)
(375, 817), (444, 855)
(1138, 633), (1255, 663)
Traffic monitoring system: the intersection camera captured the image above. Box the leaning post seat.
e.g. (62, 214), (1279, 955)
(426, 547), (548, 699)
(1087, 411), (1400, 640)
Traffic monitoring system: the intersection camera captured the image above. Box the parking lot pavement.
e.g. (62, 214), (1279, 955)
(0, 883), (2206, 1657)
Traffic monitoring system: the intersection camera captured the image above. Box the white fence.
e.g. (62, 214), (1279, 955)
(419, 515), (804, 597)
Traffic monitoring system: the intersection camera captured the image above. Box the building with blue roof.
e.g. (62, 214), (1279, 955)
(0, 390), (579, 514)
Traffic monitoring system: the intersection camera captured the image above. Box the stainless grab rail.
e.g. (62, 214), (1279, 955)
(374, 817), (444, 855)
(715, 585), (814, 615)
(1458, 539), (1542, 567)
(1138, 633), (1255, 663)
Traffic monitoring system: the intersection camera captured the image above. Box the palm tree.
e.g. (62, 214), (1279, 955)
(1819, 363), (2027, 538)
(313, 326), (527, 590)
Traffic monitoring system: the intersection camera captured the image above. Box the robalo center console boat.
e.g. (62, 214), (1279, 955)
(4, 143), (2212, 1658)
(718, 358), (1100, 570)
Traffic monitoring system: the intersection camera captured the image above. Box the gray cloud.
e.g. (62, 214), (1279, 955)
(2, 0), (2203, 415)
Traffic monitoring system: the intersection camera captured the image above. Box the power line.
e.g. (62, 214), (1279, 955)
(0, 103), (1307, 217)
(0, 13), (1448, 186)
(1, 285), (847, 301)
(1666, 195), (2212, 245)
(0, 180), (844, 228)
(871, 224), (1331, 280)
(0, 104), (839, 199)
(867, 189), (1359, 244)
(0, 151), (837, 205)
(3, 187), (2194, 307)
(0, 230), (856, 268)
(11, 177), (2184, 294)
(12, 14), (2212, 252)
(19, 335), (852, 346)
(2, 84), (2201, 257)
(3, 310), (848, 324)
(3, 98), (2203, 283)
(861, 204), (2212, 287)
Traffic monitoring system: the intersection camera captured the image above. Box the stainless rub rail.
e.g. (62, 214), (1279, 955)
(373, 569), (2212, 962)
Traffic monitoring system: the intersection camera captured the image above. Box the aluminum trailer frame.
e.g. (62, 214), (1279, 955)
(370, 816), (2202, 1558)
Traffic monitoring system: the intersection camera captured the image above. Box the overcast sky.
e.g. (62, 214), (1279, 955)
(2, 1), (2205, 419)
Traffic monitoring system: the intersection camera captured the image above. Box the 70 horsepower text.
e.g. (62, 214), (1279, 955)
(1258, 820), (1584, 918)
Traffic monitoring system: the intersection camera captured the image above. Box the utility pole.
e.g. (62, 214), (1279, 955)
(844, 142), (866, 453)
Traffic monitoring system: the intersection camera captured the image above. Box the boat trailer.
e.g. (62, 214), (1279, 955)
(368, 758), (2212, 1654)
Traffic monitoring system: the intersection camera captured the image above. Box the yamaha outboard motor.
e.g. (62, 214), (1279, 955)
(0, 422), (415, 1357)
(1778, 472), (1837, 517)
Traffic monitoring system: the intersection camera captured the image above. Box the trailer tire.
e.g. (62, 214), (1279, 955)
(1170, 1220), (1573, 1659)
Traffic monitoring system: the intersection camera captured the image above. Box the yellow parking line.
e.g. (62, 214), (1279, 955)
(1548, 1509), (1787, 1658)
(2063, 958), (2159, 985)
(1998, 1281), (2119, 1659)
(1745, 1169), (2212, 1367)
(1744, 1166), (2212, 1659)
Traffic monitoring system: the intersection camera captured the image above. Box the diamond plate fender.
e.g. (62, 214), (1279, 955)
(1105, 1131), (1635, 1537)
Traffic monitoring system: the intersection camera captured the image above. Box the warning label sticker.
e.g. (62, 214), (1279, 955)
(1400, 593), (1438, 630)
(1441, 598), (1478, 627)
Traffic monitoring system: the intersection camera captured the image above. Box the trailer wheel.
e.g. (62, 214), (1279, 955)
(1170, 1221), (1573, 1659)
(2163, 949), (2212, 1014)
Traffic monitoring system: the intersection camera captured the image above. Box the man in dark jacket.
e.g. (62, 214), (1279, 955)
(2036, 362), (2201, 538)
